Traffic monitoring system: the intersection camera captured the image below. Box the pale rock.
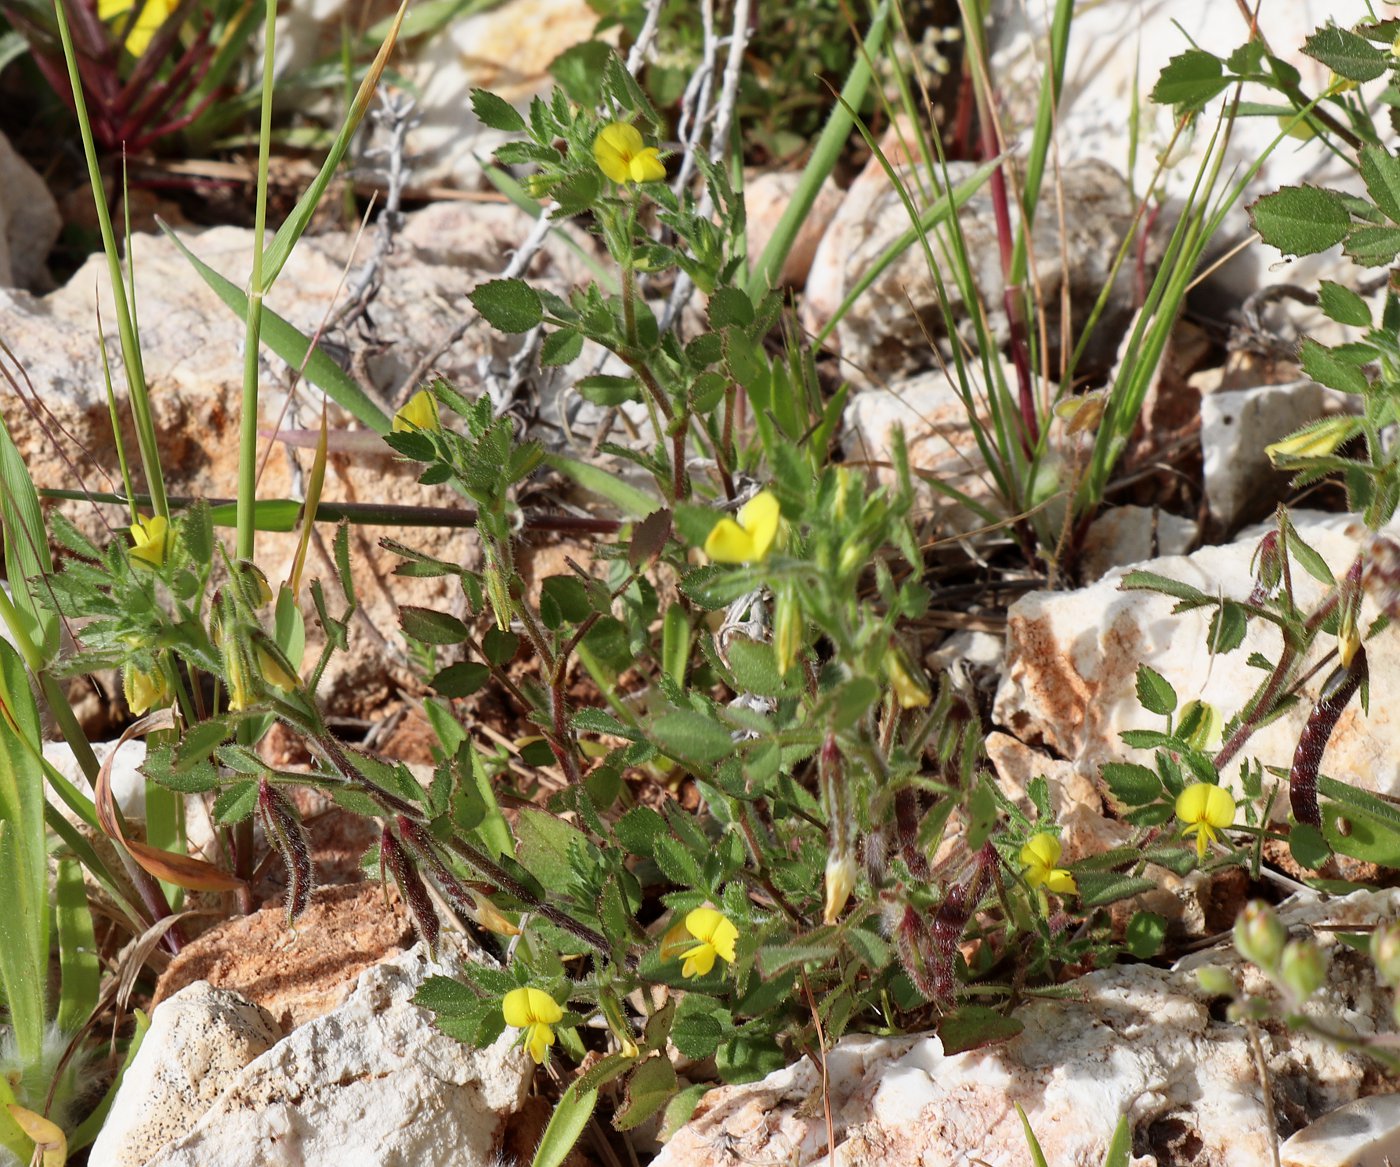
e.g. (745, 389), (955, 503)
(1201, 380), (1355, 530)
(0, 204), (598, 714)
(96, 946), (531, 1167)
(404, 0), (609, 188)
(43, 739), (145, 822)
(1079, 505), (1198, 583)
(928, 630), (1003, 703)
(0, 130), (60, 291)
(743, 170), (843, 290)
(990, 0), (1372, 297)
(1282, 1093), (1400, 1167)
(805, 159), (1137, 387)
(842, 363), (1014, 537)
(993, 511), (1398, 807)
(89, 982), (281, 1167)
(656, 890), (1400, 1167)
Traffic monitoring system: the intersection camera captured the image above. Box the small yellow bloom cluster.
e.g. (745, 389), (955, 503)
(1019, 833), (1076, 896)
(704, 491), (780, 564)
(1176, 783), (1236, 861)
(501, 987), (563, 1065)
(593, 123), (666, 185)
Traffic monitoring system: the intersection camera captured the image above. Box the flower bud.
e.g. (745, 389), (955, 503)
(773, 585), (804, 674)
(1279, 938), (1327, 1002)
(1250, 530), (1284, 605)
(1234, 901), (1287, 972)
(823, 852), (857, 925)
(1337, 556), (1363, 669)
(123, 662), (171, 716)
(885, 644), (931, 709)
(1177, 699), (1221, 752)
(1195, 965), (1237, 998)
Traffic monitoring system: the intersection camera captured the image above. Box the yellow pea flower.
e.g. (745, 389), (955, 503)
(225, 646), (256, 712)
(257, 647), (299, 692)
(593, 122), (666, 184)
(672, 907), (738, 978)
(1176, 783), (1236, 861)
(128, 513), (168, 568)
(123, 662), (170, 716)
(703, 491), (781, 564)
(98, 0), (178, 56)
(502, 987), (563, 1065)
(1019, 832), (1077, 895)
(885, 645), (932, 709)
(392, 389), (442, 434)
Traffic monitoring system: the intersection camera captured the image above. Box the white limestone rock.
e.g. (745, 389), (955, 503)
(992, 511), (1399, 804)
(655, 891), (1400, 1167)
(89, 982), (281, 1167)
(1079, 505), (1199, 583)
(1282, 1093), (1400, 1167)
(93, 946), (531, 1167)
(0, 130), (60, 291)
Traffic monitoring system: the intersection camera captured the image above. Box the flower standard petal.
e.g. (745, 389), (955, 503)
(129, 514), (168, 568)
(594, 123), (645, 183)
(703, 491), (781, 564)
(1176, 783), (1235, 860)
(393, 388), (442, 433)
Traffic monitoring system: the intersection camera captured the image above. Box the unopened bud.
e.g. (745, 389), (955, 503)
(1234, 901), (1287, 972)
(1279, 938), (1327, 1002)
(1250, 531), (1284, 604)
(1178, 699), (1221, 752)
(773, 585), (804, 674)
(123, 662), (171, 716)
(1196, 965), (1237, 998)
(823, 852), (857, 925)
(885, 644), (931, 709)
(1337, 556), (1363, 669)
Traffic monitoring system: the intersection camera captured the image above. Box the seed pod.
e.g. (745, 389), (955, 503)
(257, 777), (312, 924)
(1290, 647), (1367, 829)
(381, 825), (441, 955)
(1279, 938), (1326, 1002)
(922, 843), (998, 1009)
(1234, 901), (1286, 972)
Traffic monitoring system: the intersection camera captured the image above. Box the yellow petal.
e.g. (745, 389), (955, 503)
(1043, 869), (1077, 896)
(659, 918), (693, 963)
(257, 647), (299, 692)
(704, 491), (781, 564)
(702, 517), (754, 563)
(594, 123), (645, 184)
(680, 942), (717, 978)
(393, 389), (442, 433)
(628, 146), (666, 183)
(502, 987), (534, 1028)
(1020, 833), (1062, 872)
(129, 514), (168, 568)
(526, 1021), (555, 1064)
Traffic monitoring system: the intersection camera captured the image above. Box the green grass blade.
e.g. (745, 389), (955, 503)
(260, 0), (409, 289)
(747, 0), (890, 297)
(0, 638), (51, 1064)
(543, 453), (656, 518)
(55, 857), (99, 1034)
(530, 1079), (598, 1167)
(157, 223), (391, 433)
(0, 398), (58, 661)
(1016, 1103), (1052, 1167)
(1102, 1114), (1132, 1167)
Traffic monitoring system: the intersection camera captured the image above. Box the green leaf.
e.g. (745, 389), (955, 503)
(650, 709), (735, 764)
(1248, 186), (1351, 257)
(213, 780), (259, 824)
(1207, 601), (1247, 655)
(708, 287), (755, 328)
(55, 857), (99, 1034)
(0, 414), (58, 661)
(399, 606), (470, 645)
(1290, 822), (1332, 870)
(724, 637), (790, 697)
(471, 88), (526, 132)
(1299, 338), (1370, 396)
(158, 225), (390, 432)
(515, 807), (590, 890)
(615, 1055), (677, 1131)
(544, 453), (657, 518)
(1135, 665), (1177, 716)
(548, 39), (612, 107)
(1100, 762), (1163, 807)
(1317, 280), (1372, 327)
(938, 1006), (1024, 1054)
(530, 1077), (598, 1167)
(1304, 25), (1389, 82)
(469, 278), (543, 333)
(1017, 1103), (1051, 1167)
(1102, 1115), (1133, 1167)
(482, 628), (519, 665)
(1125, 911), (1167, 958)
(1344, 225), (1400, 267)
(671, 1001), (726, 1059)
(576, 375), (640, 406)
(428, 661), (490, 697)
(540, 328), (583, 367)
(1149, 49), (1229, 110)
(1360, 146), (1400, 223)
(1118, 571), (1211, 607)
(1075, 871), (1160, 907)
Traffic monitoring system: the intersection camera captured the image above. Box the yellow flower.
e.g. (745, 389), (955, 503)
(502, 987), (563, 1065)
(225, 646), (256, 712)
(703, 491), (781, 564)
(1176, 783), (1236, 861)
(885, 645), (932, 709)
(593, 123), (666, 184)
(1019, 833), (1076, 895)
(97, 0), (178, 56)
(123, 662), (170, 715)
(823, 853), (857, 924)
(128, 514), (168, 568)
(257, 647), (299, 692)
(392, 389), (442, 434)
(674, 907), (738, 978)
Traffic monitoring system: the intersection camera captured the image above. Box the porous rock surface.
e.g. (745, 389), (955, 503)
(92, 945), (531, 1167)
(0, 129), (61, 291)
(993, 511), (1400, 804)
(655, 890), (1400, 1167)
